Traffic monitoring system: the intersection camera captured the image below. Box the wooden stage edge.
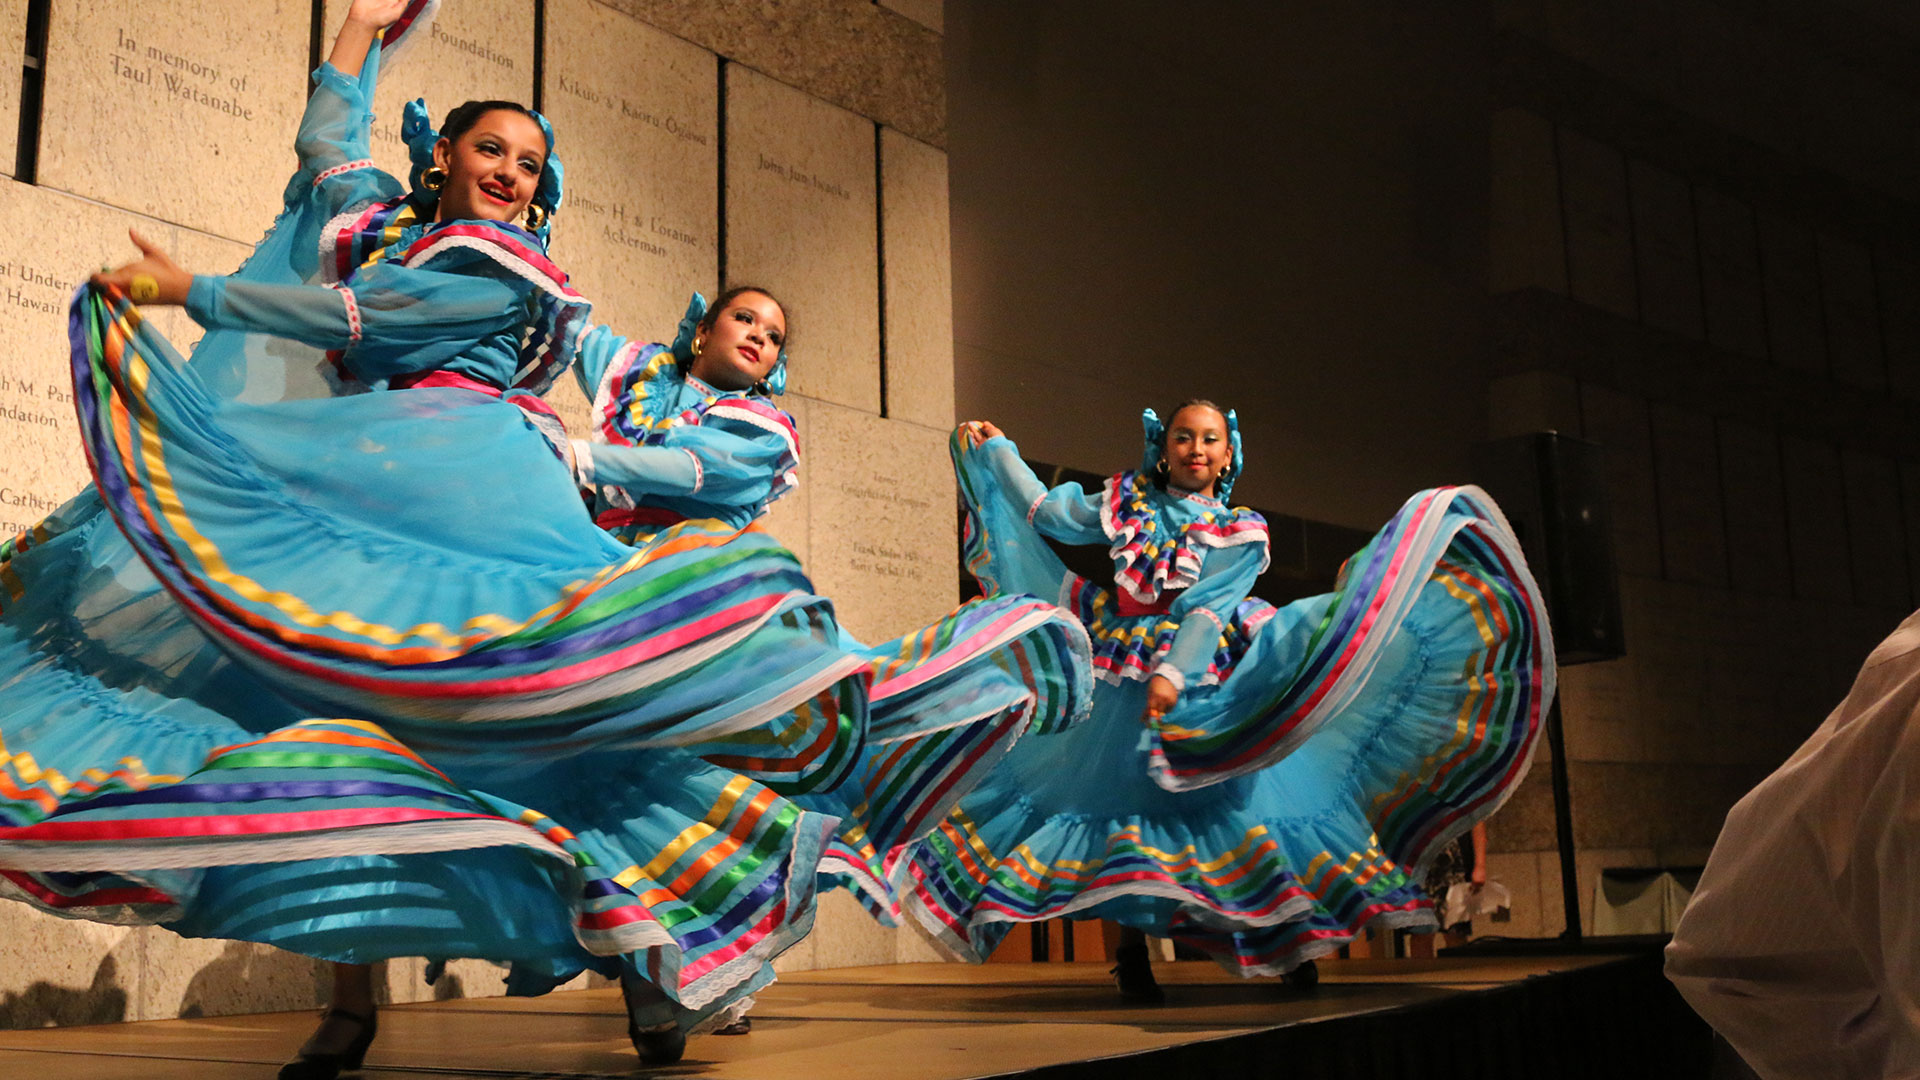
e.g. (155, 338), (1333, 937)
(0, 953), (1669, 1080)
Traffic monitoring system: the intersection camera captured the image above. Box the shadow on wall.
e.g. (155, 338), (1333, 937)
(175, 941), (330, 1020)
(173, 947), (470, 1017)
(0, 955), (128, 1028)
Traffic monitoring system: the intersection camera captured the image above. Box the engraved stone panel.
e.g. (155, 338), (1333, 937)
(1627, 161), (1701, 339)
(1715, 419), (1790, 596)
(0, 900), (139, 1028)
(1780, 436), (1853, 603)
(1816, 233), (1886, 391)
(879, 0), (943, 35)
(1488, 108), (1565, 296)
(324, 0), (535, 188)
(725, 64), (879, 414)
(804, 401), (958, 645)
(880, 128), (954, 430)
(1578, 385), (1660, 579)
(1649, 403), (1725, 588)
(1555, 127), (1636, 321)
(1693, 187), (1767, 360)
(0, 0), (23, 177)
(1840, 450), (1909, 611)
(0, 181), (178, 537)
(1755, 213), (1828, 377)
(40, 1), (308, 242)
(1878, 253), (1920, 402)
(542, 0), (716, 358)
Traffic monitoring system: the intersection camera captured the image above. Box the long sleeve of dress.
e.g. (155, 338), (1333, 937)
(297, 63), (374, 181)
(184, 264), (528, 383)
(974, 436), (1107, 546)
(1154, 543), (1264, 691)
(572, 323), (637, 407)
(289, 61), (400, 221)
(575, 401), (799, 513)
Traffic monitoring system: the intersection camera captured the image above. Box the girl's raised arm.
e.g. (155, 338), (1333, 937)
(328, 0), (414, 78)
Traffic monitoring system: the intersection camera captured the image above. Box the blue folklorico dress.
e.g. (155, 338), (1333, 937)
(896, 419), (1555, 974)
(571, 313), (1091, 922)
(0, 7), (922, 1029)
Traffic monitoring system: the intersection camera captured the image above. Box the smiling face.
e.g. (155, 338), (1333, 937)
(1162, 404), (1232, 497)
(432, 109), (547, 224)
(689, 291), (787, 392)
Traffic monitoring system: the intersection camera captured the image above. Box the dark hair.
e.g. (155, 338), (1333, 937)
(698, 286), (789, 340)
(440, 100), (541, 152)
(1162, 398), (1226, 445)
(1154, 398), (1231, 489)
(683, 286), (793, 378)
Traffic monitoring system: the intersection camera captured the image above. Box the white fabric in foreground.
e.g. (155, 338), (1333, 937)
(1666, 609), (1920, 1080)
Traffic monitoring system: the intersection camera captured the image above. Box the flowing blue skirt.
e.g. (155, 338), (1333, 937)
(894, 435), (1555, 975)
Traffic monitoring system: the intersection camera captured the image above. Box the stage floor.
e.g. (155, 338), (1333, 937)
(0, 956), (1621, 1079)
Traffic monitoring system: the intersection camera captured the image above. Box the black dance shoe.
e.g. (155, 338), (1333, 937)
(713, 1016), (752, 1035)
(619, 970), (687, 1065)
(1282, 959), (1320, 992)
(278, 1006), (377, 1080)
(628, 1015), (688, 1065)
(1111, 942), (1166, 1004)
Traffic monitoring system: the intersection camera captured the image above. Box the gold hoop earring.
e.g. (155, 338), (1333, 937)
(525, 204), (548, 231)
(1154, 458), (1169, 478)
(421, 166), (447, 192)
(691, 336), (705, 358)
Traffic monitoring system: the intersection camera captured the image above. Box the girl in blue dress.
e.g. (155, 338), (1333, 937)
(897, 402), (1555, 1000)
(0, 0), (1061, 1071)
(570, 288), (1094, 1026)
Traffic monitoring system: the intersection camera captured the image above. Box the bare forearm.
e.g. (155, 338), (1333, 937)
(328, 1), (411, 78)
(327, 20), (379, 78)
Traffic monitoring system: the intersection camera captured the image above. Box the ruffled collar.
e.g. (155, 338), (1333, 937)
(585, 339), (800, 515)
(1100, 471), (1270, 604)
(320, 200), (590, 395)
(590, 342), (764, 449)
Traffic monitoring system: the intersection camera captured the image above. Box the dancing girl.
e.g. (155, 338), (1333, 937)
(569, 289), (1094, 1032)
(895, 402), (1554, 1000)
(0, 0), (1083, 1071)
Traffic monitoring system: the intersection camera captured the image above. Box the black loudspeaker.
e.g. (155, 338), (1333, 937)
(1471, 432), (1625, 665)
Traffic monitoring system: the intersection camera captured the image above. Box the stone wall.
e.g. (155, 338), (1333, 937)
(1481, 1), (1920, 935)
(0, 0), (954, 1026)
(943, 0), (1920, 944)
